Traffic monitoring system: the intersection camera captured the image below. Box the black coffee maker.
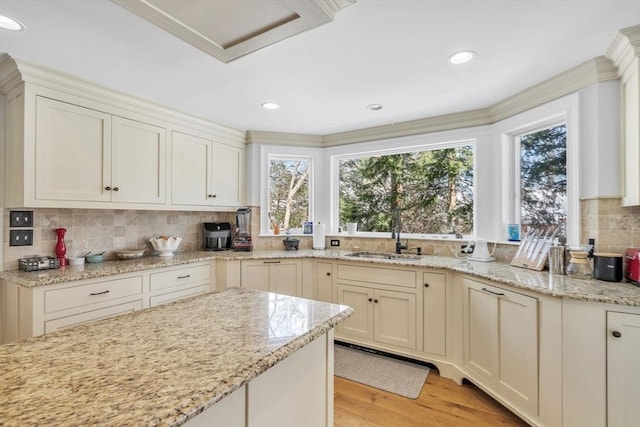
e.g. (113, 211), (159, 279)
(204, 222), (232, 251)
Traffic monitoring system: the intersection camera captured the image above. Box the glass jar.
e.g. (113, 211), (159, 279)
(566, 250), (592, 279)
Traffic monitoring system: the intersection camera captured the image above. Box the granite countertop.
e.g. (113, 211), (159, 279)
(0, 287), (353, 426)
(3, 249), (640, 306)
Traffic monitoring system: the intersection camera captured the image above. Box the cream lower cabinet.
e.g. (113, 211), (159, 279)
(607, 311), (640, 427)
(422, 271), (446, 356)
(171, 130), (244, 208)
(462, 277), (538, 416)
(315, 261), (333, 303)
(34, 96), (167, 206)
(149, 263), (212, 307)
(241, 259), (302, 297)
(335, 263), (418, 351)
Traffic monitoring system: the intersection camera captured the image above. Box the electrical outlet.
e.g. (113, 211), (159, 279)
(10, 210), (34, 228)
(330, 239), (340, 247)
(10, 230), (33, 246)
(460, 243), (475, 254)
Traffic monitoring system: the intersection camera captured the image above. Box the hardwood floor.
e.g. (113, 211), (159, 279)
(334, 369), (529, 427)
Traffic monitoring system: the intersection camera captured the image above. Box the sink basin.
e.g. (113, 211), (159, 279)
(345, 251), (422, 261)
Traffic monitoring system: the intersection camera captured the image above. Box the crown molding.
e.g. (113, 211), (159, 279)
(606, 24), (640, 76)
(247, 130), (324, 147)
(1, 55), (245, 144)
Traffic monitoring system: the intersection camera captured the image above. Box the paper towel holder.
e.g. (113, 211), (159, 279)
(313, 221), (326, 250)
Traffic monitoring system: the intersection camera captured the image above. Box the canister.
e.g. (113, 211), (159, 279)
(548, 245), (565, 275)
(593, 253), (623, 282)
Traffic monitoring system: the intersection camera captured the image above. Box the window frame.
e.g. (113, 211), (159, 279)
(498, 94), (580, 244)
(329, 133), (477, 239)
(259, 145), (321, 236)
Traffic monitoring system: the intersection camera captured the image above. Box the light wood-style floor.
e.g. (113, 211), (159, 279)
(334, 369), (529, 427)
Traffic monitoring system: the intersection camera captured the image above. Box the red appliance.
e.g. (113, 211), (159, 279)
(624, 248), (640, 285)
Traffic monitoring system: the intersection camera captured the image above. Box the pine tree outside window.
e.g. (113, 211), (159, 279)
(267, 156), (311, 234)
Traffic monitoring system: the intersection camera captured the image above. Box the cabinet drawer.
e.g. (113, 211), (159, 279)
(44, 300), (142, 334)
(44, 276), (143, 314)
(149, 284), (209, 307)
(337, 264), (416, 288)
(150, 264), (211, 292)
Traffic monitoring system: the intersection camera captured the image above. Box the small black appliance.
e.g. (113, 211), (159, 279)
(204, 222), (232, 251)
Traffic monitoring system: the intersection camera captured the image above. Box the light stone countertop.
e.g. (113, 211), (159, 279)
(3, 249), (640, 306)
(0, 287), (353, 426)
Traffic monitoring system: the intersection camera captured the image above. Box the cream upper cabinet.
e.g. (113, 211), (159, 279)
(171, 130), (244, 208)
(111, 116), (166, 204)
(607, 311), (640, 427)
(462, 277), (539, 415)
(34, 96), (167, 205)
(35, 96), (113, 202)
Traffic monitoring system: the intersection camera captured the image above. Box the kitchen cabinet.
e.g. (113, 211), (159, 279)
(607, 311), (640, 427)
(3, 273), (145, 341)
(241, 259), (302, 297)
(315, 261), (334, 303)
(335, 263), (418, 351)
(422, 271), (446, 356)
(34, 97), (167, 205)
(462, 277), (538, 415)
(608, 26), (640, 206)
(149, 262), (212, 307)
(171, 130), (244, 208)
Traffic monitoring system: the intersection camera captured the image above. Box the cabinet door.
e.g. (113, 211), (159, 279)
(423, 272), (446, 356)
(607, 311), (640, 427)
(211, 142), (244, 206)
(35, 96), (112, 202)
(171, 131), (213, 205)
(464, 280), (499, 380)
(374, 289), (416, 350)
(241, 261), (270, 292)
(337, 284), (373, 341)
(270, 261), (301, 297)
(315, 262), (333, 303)
(111, 116), (166, 204)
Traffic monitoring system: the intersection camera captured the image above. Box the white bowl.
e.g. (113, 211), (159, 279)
(149, 237), (182, 257)
(68, 257), (85, 265)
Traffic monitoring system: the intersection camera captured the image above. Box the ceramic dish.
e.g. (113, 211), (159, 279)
(86, 254), (104, 263)
(149, 236), (182, 257)
(115, 249), (145, 260)
(67, 257), (85, 265)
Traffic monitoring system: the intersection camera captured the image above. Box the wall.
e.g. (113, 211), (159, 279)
(2, 208), (235, 271)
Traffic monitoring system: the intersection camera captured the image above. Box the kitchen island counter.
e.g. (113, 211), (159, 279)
(0, 287), (352, 426)
(3, 249), (640, 306)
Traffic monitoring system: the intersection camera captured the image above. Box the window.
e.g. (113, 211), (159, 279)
(267, 156), (311, 234)
(337, 144), (474, 236)
(517, 124), (567, 232)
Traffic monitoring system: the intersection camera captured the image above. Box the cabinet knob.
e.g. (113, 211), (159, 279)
(374, 299), (378, 303)
(326, 272), (331, 276)
(368, 298), (373, 302)
(612, 330), (622, 338)
(207, 194), (217, 198)
(105, 186), (112, 191)
(113, 187), (119, 192)
(424, 283), (429, 288)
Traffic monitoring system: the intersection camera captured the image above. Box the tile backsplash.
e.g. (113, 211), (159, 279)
(3, 209), (234, 271)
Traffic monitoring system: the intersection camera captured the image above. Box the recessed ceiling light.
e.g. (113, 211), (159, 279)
(367, 104), (383, 111)
(0, 15), (25, 31)
(261, 102), (279, 110)
(449, 50), (476, 65)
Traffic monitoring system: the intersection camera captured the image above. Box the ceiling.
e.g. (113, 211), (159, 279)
(0, 0), (639, 136)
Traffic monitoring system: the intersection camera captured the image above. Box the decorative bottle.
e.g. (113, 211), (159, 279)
(55, 228), (68, 267)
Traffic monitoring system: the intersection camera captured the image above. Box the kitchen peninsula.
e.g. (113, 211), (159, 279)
(0, 287), (353, 426)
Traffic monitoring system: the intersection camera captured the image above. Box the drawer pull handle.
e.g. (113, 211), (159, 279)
(612, 330), (622, 338)
(481, 287), (504, 296)
(263, 261), (281, 264)
(177, 275), (191, 279)
(89, 290), (110, 296)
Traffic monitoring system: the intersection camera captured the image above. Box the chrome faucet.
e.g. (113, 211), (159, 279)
(394, 227), (408, 254)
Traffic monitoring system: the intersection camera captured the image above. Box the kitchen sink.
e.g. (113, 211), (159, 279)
(345, 251), (422, 261)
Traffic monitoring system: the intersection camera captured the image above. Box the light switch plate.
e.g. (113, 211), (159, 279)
(330, 239), (340, 247)
(10, 210), (34, 228)
(10, 230), (33, 246)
